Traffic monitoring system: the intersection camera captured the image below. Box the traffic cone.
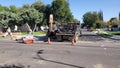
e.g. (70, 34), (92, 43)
(72, 39), (75, 46)
(48, 37), (51, 44)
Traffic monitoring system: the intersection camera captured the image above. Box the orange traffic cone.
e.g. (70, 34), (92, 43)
(48, 37), (51, 44)
(72, 39), (75, 46)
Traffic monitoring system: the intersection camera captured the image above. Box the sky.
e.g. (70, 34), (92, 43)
(0, 0), (120, 22)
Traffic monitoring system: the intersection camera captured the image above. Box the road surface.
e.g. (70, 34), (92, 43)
(0, 31), (120, 68)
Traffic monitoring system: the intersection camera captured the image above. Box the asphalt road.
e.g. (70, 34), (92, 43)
(0, 31), (120, 68)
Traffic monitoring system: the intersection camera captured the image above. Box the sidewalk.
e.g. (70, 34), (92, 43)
(110, 35), (120, 40)
(93, 30), (120, 41)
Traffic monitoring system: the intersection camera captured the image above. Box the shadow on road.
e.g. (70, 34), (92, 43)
(34, 36), (45, 41)
(0, 64), (30, 68)
(33, 50), (84, 68)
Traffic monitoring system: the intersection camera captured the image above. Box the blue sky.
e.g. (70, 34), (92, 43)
(0, 0), (120, 22)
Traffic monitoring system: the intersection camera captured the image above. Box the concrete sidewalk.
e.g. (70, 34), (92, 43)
(110, 35), (120, 40)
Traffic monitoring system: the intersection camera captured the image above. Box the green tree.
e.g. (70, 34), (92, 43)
(0, 11), (20, 30)
(19, 8), (43, 32)
(44, 4), (52, 25)
(9, 13), (20, 26)
(51, 0), (74, 24)
(98, 10), (103, 21)
(16, 4), (31, 13)
(3, 6), (9, 11)
(83, 12), (99, 28)
(93, 20), (103, 28)
(22, 4), (30, 9)
(73, 19), (79, 23)
(31, 1), (45, 12)
(0, 5), (9, 12)
(31, 1), (48, 26)
(0, 11), (10, 27)
(109, 17), (119, 27)
(9, 5), (18, 13)
(0, 5), (4, 11)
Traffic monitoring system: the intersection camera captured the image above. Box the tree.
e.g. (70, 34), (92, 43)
(0, 5), (20, 28)
(83, 12), (99, 28)
(0, 5), (4, 11)
(9, 13), (20, 25)
(0, 11), (10, 27)
(73, 19), (79, 23)
(0, 5), (9, 12)
(93, 20), (103, 28)
(9, 5), (18, 13)
(3, 6), (9, 11)
(106, 21), (112, 26)
(109, 17), (119, 27)
(22, 4), (30, 9)
(0, 0), (79, 32)
(44, 4), (52, 25)
(51, 0), (74, 24)
(19, 8), (43, 32)
(98, 10), (103, 21)
(31, 1), (45, 12)
(31, 1), (48, 26)
(0, 11), (20, 32)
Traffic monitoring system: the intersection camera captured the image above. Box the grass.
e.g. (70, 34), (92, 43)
(99, 33), (112, 38)
(108, 31), (120, 35)
(0, 31), (46, 38)
(96, 30), (112, 38)
(21, 31), (46, 36)
(0, 35), (12, 39)
(98, 30), (120, 38)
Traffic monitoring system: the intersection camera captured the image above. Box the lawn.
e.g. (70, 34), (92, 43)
(0, 31), (46, 39)
(22, 31), (46, 36)
(97, 31), (120, 38)
(99, 33), (112, 38)
(109, 31), (120, 35)
(95, 30), (112, 38)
